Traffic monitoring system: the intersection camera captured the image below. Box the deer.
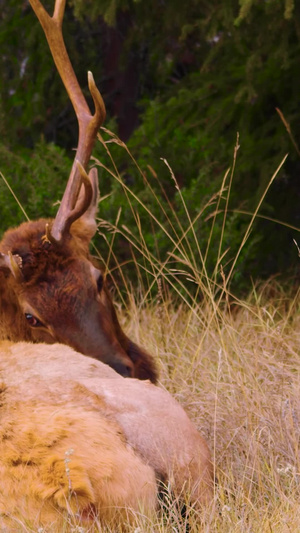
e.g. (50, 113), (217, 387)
(0, 1), (213, 527)
(0, 0), (158, 383)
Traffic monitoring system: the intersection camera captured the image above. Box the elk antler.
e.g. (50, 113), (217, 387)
(29, 0), (106, 243)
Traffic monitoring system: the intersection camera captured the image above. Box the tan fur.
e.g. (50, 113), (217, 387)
(0, 341), (213, 528)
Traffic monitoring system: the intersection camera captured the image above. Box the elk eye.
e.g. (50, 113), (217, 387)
(25, 313), (43, 328)
(97, 272), (104, 293)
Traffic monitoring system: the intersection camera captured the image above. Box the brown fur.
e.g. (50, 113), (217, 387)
(0, 190), (158, 382)
(0, 341), (212, 529)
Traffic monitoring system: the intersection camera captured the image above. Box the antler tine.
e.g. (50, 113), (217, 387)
(29, 0), (106, 243)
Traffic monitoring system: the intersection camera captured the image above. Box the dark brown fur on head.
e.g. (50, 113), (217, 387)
(0, 216), (158, 383)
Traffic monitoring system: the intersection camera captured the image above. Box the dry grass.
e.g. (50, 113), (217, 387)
(124, 282), (300, 532)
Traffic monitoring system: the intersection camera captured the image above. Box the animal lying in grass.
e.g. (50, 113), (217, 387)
(0, 341), (213, 529)
(0, 5), (212, 526)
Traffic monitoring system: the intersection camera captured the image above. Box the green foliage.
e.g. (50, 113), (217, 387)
(0, 141), (71, 235)
(0, 1), (104, 151)
(0, 0), (299, 296)
(93, 0), (300, 293)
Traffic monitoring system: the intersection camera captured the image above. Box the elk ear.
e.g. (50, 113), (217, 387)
(0, 252), (23, 281)
(70, 167), (99, 243)
(127, 341), (159, 384)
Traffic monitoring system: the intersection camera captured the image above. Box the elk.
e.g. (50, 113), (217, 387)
(0, 341), (213, 529)
(0, 0), (157, 383)
(0, 2), (213, 527)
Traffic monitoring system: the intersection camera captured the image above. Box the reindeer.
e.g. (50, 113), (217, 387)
(0, 341), (213, 529)
(0, 0), (157, 383)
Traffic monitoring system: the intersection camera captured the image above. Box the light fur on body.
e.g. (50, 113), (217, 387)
(0, 341), (213, 529)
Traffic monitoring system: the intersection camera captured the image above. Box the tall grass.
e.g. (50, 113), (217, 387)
(1, 131), (300, 532)
(93, 130), (300, 532)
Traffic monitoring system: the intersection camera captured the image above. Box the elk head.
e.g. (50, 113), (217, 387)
(0, 0), (157, 383)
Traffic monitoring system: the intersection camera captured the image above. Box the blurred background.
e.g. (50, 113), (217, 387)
(0, 0), (299, 296)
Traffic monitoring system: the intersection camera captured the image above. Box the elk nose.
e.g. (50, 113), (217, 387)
(110, 360), (134, 378)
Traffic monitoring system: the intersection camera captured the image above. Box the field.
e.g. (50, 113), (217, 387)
(2, 136), (300, 532)
(123, 281), (300, 532)
(92, 136), (300, 532)
(99, 136), (300, 532)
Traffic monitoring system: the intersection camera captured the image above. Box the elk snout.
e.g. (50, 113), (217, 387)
(110, 359), (134, 378)
(86, 350), (134, 378)
(81, 341), (135, 377)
